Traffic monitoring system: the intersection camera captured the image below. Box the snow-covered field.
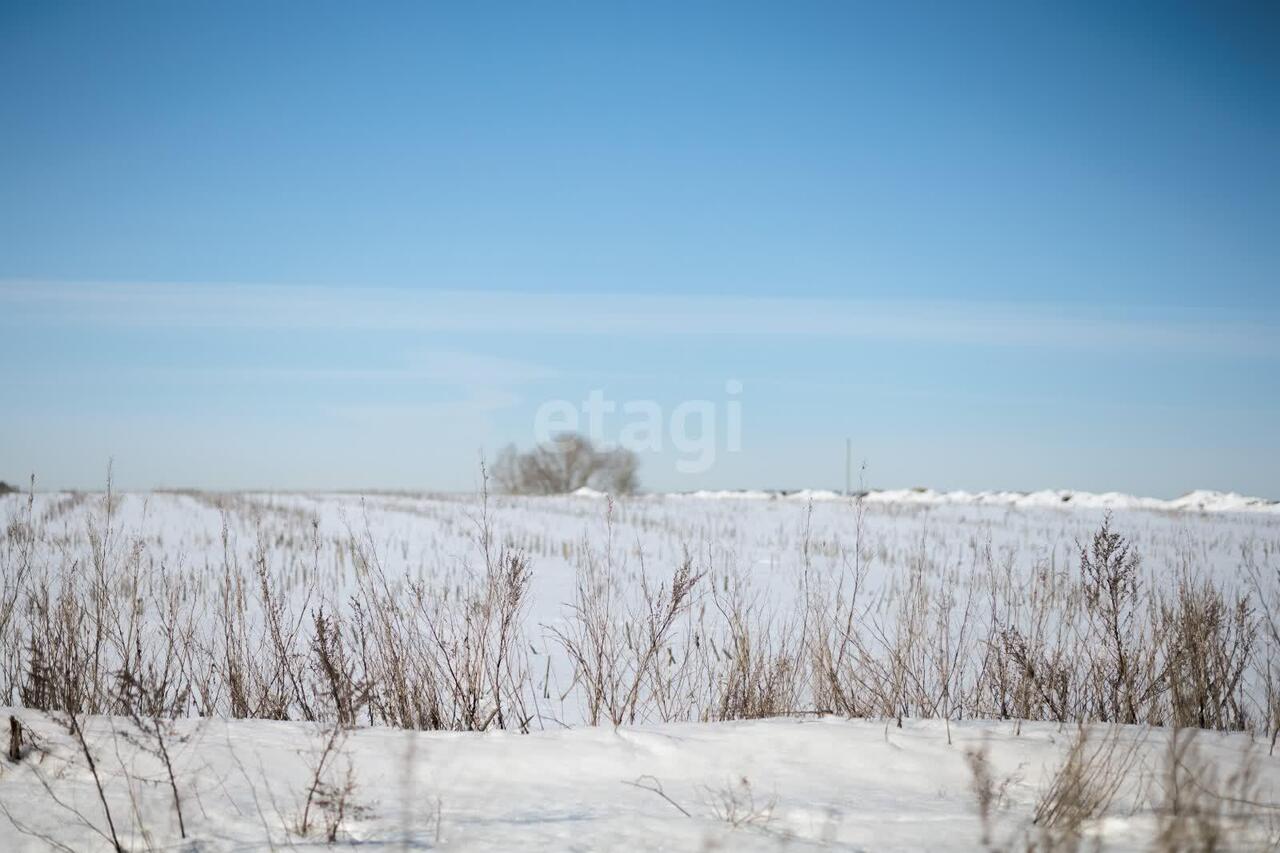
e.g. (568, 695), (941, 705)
(0, 711), (1275, 852)
(1, 488), (1278, 850)
(5, 486), (1276, 645)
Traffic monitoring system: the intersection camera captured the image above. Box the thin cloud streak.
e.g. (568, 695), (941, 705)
(0, 348), (557, 393)
(2, 280), (1277, 357)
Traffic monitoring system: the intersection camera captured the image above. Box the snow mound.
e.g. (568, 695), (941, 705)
(677, 489), (775, 500)
(1, 711), (1272, 851)
(662, 487), (1278, 515)
(1166, 489), (1279, 513)
(571, 486), (609, 498)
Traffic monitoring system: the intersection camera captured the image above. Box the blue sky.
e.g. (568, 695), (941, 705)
(1, 2), (1277, 495)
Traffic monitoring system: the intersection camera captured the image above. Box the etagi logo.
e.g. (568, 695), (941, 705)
(532, 381), (743, 474)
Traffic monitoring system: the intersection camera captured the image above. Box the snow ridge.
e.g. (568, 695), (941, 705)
(584, 487), (1280, 514)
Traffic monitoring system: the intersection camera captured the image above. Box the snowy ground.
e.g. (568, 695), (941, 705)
(0, 709), (1275, 852)
(2, 488), (1279, 849)
(7, 486), (1278, 640)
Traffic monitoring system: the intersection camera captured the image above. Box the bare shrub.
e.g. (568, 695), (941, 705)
(622, 774), (692, 817)
(0, 717), (128, 853)
(0, 480), (35, 702)
(701, 566), (805, 721)
(3, 479), (1274, 737)
(985, 516), (1263, 735)
(983, 550), (1081, 725)
(989, 518), (1153, 729)
(706, 776), (776, 830)
(829, 549), (980, 729)
(320, 763), (361, 843)
(58, 711), (127, 853)
(965, 740), (1021, 851)
(415, 547), (534, 731)
(297, 722), (366, 842)
(310, 607), (367, 729)
(216, 524), (256, 719)
(1078, 514), (1162, 725)
(2, 468), (541, 732)
(253, 534), (316, 722)
(1151, 727), (1274, 852)
(808, 495), (874, 718)
(966, 742), (1000, 848)
(493, 433), (638, 495)
(349, 487), (535, 732)
(556, 553), (702, 725)
(1030, 725), (1139, 851)
(1245, 548), (1280, 753)
(116, 671), (191, 838)
(551, 501), (703, 725)
(999, 622), (1077, 726)
(1161, 576), (1254, 732)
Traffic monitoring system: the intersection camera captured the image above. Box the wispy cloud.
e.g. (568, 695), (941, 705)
(2, 280), (1277, 357)
(122, 350), (555, 387)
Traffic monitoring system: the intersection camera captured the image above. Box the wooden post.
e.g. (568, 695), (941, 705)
(8, 715), (20, 762)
